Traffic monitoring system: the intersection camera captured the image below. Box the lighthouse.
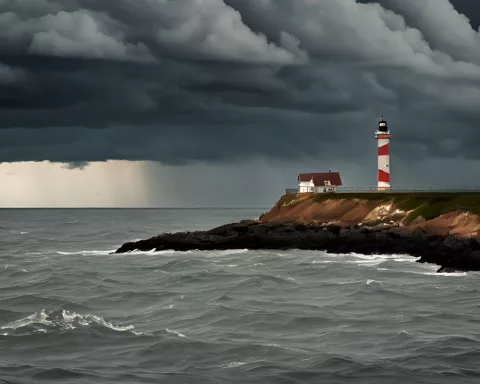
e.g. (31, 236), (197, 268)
(375, 118), (391, 191)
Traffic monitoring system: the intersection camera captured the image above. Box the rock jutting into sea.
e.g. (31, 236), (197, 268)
(116, 193), (480, 273)
(115, 221), (480, 273)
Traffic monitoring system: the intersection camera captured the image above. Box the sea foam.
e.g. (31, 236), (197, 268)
(0, 309), (147, 336)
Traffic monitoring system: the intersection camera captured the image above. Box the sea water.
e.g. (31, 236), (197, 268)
(1, 209), (479, 383)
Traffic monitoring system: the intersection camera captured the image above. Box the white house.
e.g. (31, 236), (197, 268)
(298, 172), (342, 193)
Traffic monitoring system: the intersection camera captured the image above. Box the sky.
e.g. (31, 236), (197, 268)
(1, 0), (480, 207)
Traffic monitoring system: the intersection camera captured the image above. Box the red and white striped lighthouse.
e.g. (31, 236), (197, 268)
(375, 118), (391, 191)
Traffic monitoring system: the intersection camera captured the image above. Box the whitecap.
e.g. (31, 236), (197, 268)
(348, 260), (381, 265)
(347, 253), (417, 262)
(221, 358), (266, 369)
(57, 250), (114, 256)
(367, 279), (381, 285)
(124, 249), (194, 256)
(123, 248), (248, 257)
(422, 272), (468, 277)
(223, 361), (248, 369)
(334, 253), (419, 267)
(347, 253), (378, 260)
(1, 309), (65, 333)
(0, 309), (144, 336)
(215, 249), (249, 256)
(393, 257), (418, 263)
(165, 328), (186, 338)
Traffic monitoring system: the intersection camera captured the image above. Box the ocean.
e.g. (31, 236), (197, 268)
(1, 209), (480, 384)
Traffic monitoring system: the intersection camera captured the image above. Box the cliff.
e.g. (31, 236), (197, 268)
(259, 192), (480, 238)
(115, 192), (480, 272)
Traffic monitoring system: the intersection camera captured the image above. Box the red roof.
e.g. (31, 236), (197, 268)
(298, 172), (342, 186)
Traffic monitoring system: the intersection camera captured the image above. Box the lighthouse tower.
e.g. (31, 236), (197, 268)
(375, 118), (391, 191)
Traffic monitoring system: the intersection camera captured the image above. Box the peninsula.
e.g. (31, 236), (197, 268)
(116, 192), (480, 273)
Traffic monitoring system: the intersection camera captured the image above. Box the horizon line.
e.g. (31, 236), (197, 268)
(0, 207), (270, 210)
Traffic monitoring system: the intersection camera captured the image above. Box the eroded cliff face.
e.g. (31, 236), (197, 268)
(115, 192), (480, 271)
(258, 193), (480, 238)
(415, 211), (480, 238)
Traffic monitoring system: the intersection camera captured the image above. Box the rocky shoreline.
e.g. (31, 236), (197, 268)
(115, 221), (480, 273)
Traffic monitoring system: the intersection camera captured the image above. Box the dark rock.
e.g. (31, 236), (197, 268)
(326, 224), (341, 235)
(437, 266), (460, 273)
(441, 250), (480, 272)
(469, 238), (480, 251)
(411, 227), (426, 238)
(465, 250), (480, 266)
(294, 223), (308, 232)
(115, 222), (480, 273)
(232, 225), (249, 233)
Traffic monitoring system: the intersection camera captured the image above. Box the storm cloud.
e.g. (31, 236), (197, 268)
(1, 0), (480, 169)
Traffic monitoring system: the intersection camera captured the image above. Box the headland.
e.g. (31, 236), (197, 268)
(116, 192), (480, 273)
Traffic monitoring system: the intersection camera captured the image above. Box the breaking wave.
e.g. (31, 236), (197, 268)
(0, 309), (146, 337)
(57, 250), (115, 256)
(2, 208), (478, 384)
(165, 328), (186, 338)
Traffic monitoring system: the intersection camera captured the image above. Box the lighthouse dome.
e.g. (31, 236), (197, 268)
(378, 118), (389, 132)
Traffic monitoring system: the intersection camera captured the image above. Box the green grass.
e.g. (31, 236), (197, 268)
(313, 193), (388, 203)
(277, 193), (303, 207)
(309, 192), (480, 224)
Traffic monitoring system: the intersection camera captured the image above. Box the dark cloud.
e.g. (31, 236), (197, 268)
(61, 161), (89, 170)
(1, 0), (480, 171)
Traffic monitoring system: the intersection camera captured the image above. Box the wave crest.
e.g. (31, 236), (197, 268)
(57, 250), (114, 256)
(0, 309), (146, 336)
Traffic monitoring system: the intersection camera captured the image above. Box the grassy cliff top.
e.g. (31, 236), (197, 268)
(280, 192), (480, 224)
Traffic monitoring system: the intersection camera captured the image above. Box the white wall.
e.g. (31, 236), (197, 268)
(299, 180), (314, 193)
(314, 186), (337, 193)
(298, 180), (337, 193)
